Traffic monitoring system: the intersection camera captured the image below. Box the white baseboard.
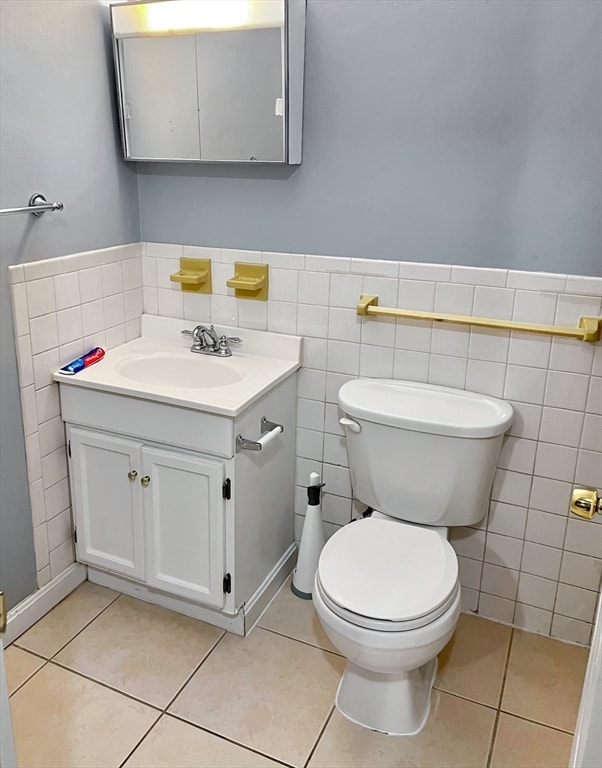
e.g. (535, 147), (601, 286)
(244, 544), (297, 633)
(3, 564), (87, 647)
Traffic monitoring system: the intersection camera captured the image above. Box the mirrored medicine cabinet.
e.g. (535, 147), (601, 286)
(110, 0), (306, 164)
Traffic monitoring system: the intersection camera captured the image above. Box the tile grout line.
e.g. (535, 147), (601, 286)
(162, 630), (227, 712)
(117, 710), (163, 768)
(486, 627), (516, 768)
(258, 625), (343, 657)
(303, 705), (336, 768)
(6, 658), (49, 699)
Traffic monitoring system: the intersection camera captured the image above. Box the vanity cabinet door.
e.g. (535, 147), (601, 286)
(141, 447), (226, 608)
(68, 427), (145, 581)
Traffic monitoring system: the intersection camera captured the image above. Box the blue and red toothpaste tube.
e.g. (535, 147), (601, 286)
(58, 347), (106, 375)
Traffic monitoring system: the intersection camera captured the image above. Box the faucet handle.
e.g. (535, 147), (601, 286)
(226, 336), (242, 344)
(181, 329), (193, 335)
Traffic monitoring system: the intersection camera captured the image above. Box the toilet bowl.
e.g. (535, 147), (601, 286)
(312, 379), (513, 736)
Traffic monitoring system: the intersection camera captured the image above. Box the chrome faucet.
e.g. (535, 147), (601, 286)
(181, 325), (242, 357)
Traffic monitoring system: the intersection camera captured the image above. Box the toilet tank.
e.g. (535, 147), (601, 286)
(338, 380), (513, 527)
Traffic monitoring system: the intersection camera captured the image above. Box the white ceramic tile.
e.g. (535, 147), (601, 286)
(487, 502), (528, 539)
(124, 289), (144, 323)
(56, 307), (83, 346)
(460, 587), (479, 612)
(397, 279), (435, 311)
(322, 463), (352, 498)
(484, 533), (523, 570)
(393, 349), (430, 383)
(516, 572), (557, 611)
(53, 272), (80, 311)
(327, 341), (360, 375)
(45, 478), (71, 521)
(575, 449), (602, 488)
(581, 414), (602, 452)
(359, 345), (394, 378)
(8, 264), (24, 284)
(297, 304), (328, 338)
(472, 286), (514, 319)
(457, 556), (482, 590)
(364, 277), (399, 307)
(325, 372), (355, 403)
(122, 259), (143, 291)
(141, 257), (157, 287)
(33, 523), (49, 569)
(104, 295), (125, 327)
(11, 283), (30, 336)
(78, 267), (103, 303)
(468, 329), (509, 363)
(20, 385), (38, 437)
(157, 289), (184, 320)
(323, 433), (348, 467)
(106, 325), (127, 350)
(395, 319), (432, 352)
(491, 469), (531, 507)
(450, 528), (486, 560)
(529, 475), (572, 516)
(498, 437), (536, 475)
(560, 552), (602, 592)
(143, 287), (159, 315)
(593, 347), (602, 378)
(551, 615), (592, 645)
(41, 447), (68, 489)
(29, 314), (58, 355)
(329, 273), (364, 308)
(564, 519), (602, 558)
(267, 301), (297, 334)
(398, 262), (451, 281)
(507, 332), (551, 369)
(36, 566), (52, 588)
(98, 245), (125, 264)
(47, 508), (72, 551)
(26, 278), (56, 318)
(451, 266), (507, 287)
(296, 398), (325, 432)
(306, 254), (350, 273)
(181, 244), (221, 261)
(238, 301), (267, 331)
(298, 271), (330, 306)
(155, 258), (180, 290)
(296, 428), (324, 461)
(211, 263), (233, 296)
(32, 348), (59, 391)
(513, 604), (552, 635)
(431, 325), (470, 358)
(478, 593), (515, 624)
(525, 509), (567, 549)
(328, 308), (361, 342)
(101, 262), (123, 296)
(555, 584), (598, 623)
(504, 366), (547, 405)
(30, 479), (46, 527)
(549, 337), (595, 376)
(465, 360), (506, 398)
(434, 282), (474, 314)
(565, 276), (602, 296)
(297, 369), (326, 401)
(23, 259), (63, 281)
(324, 403), (344, 436)
(59, 340), (85, 367)
(269, 268), (299, 303)
(350, 258), (398, 277)
(295, 457), (322, 488)
(321, 493), (352, 525)
(506, 270), (566, 292)
(81, 300), (105, 336)
(539, 407), (584, 448)
(513, 291), (557, 324)
(521, 541), (562, 581)
(301, 338), (327, 370)
(481, 563), (519, 600)
(38, 416), (65, 458)
(428, 354), (466, 388)
(361, 316), (396, 347)
(586, 377), (601, 414)
(262, 251), (305, 270)
(555, 294), (602, 326)
(146, 242), (183, 260)
(507, 401), (542, 440)
(534, 442), (577, 482)
(182, 293), (211, 323)
(49, 538), (74, 578)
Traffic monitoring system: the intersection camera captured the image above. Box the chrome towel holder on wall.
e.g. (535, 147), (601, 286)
(0, 193), (64, 217)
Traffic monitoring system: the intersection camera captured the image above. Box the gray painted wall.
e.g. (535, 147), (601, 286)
(0, 0), (140, 609)
(138, 0), (602, 277)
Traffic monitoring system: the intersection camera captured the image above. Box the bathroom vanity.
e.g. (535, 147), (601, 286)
(54, 316), (301, 634)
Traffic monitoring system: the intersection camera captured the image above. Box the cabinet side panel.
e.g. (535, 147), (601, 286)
(233, 375), (297, 606)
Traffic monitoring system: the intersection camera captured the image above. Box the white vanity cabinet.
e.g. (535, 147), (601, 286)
(68, 428), (227, 609)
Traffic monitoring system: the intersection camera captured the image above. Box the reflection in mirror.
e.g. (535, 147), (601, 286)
(110, 0), (306, 164)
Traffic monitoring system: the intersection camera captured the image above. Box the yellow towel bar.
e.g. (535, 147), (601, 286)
(356, 295), (601, 343)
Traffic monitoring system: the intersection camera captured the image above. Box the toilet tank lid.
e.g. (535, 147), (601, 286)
(339, 379), (513, 438)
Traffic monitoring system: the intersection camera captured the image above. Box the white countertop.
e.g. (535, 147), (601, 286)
(53, 316), (302, 417)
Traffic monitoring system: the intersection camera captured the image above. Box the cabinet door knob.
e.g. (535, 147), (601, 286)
(141, 475), (151, 487)
(128, 470), (138, 481)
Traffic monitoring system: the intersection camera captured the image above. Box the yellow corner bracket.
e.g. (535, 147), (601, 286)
(226, 262), (269, 301)
(170, 257), (212, 293)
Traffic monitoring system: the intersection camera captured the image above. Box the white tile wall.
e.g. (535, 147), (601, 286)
(10, 241), (602, 646)
(9, 244), (143, 588)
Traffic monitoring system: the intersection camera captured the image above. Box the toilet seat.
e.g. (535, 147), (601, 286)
(317, 518), (459, 632)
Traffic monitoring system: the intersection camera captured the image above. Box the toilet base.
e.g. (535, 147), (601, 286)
(335, 657), (438, 736)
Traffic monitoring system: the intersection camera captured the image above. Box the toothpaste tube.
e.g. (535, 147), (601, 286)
(58, 347), (106, 375)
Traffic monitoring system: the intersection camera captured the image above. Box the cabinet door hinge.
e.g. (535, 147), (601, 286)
(68, 440), (71, 458)
(222, 478), (231, 500)
(223, 573), (232, 594)
(73, 528), (77, 543)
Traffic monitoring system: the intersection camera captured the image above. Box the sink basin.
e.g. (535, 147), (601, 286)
(116, 355), (245, 389)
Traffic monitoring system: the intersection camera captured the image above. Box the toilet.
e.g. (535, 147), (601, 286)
(313, 379), (513, 736)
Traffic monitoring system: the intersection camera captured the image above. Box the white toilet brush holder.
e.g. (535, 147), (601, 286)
(291, 472), (325, 599)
